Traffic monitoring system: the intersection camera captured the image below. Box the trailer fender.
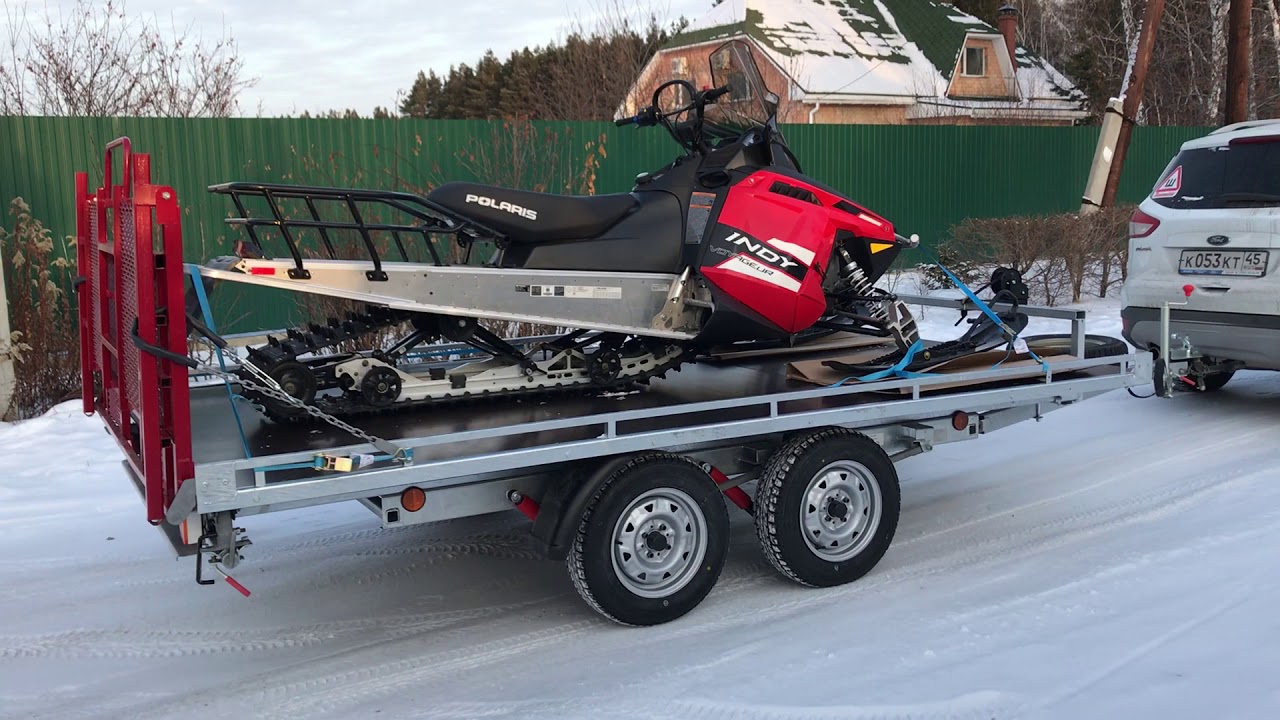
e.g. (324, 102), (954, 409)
(530, 454), (634, 561)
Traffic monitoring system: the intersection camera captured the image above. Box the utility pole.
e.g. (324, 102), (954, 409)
(1101, 0), (1168, 208)
(1225, 0), (1254, 124)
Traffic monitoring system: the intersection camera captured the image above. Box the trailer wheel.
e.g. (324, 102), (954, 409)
(755, 428), (900, 588)
(567, 453), (729, 626)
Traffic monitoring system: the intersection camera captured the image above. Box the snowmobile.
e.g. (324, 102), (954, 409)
(192, 40), (945, 421)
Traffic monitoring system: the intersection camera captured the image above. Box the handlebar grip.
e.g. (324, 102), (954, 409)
(615, 116), (636, 127)
(704, 86), (731, 101)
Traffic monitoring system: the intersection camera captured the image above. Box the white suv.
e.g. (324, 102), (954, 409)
(1120, 119), (1280, 390)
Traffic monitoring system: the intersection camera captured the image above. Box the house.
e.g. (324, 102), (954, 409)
(624, 0), (1087, 126)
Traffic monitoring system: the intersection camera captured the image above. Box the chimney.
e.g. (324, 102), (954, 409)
(997, 3), (1018, 67)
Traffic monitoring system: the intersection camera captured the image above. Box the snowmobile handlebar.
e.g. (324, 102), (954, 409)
(614, 81), (732, 154)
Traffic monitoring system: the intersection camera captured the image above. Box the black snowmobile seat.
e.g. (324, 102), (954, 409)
(428, 182), (638, 243)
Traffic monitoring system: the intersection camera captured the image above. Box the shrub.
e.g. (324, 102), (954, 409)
(2, 198), (80, 419)
(942, 205), (1133, 306)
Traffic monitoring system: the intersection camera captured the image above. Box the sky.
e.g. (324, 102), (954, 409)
(2, 0), (712, 116)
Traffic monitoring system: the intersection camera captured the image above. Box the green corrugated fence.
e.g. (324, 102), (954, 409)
(0, 117), (1208, 331)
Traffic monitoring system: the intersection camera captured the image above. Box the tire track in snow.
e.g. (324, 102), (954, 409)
(893, 413), (1263, 550)
(288, 537), (546, 593)
(658, 691), (1016, 720)
(406, 691), (1017, 720)
(0, 598), (550, 663)
(1021, 584), (1260, 716)
(0, 533), (541, 605)
(126, 618), (601, 720)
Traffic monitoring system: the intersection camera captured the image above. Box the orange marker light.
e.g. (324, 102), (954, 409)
(951, 411), (970, 432)
(401, 487), (426, 512)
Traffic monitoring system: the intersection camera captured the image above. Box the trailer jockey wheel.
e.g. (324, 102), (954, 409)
(259, 361), (317, 419)
(361, 367), (402, 406)
(567, 453), (729, 626)
(754, 428), (900, 588)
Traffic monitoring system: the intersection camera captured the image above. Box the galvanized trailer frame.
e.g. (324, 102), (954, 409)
(175, 309), (1142, 526)
(77, 138), (1150, 623)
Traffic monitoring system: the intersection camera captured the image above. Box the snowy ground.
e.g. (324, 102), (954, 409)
(2, 297), (1280, 719)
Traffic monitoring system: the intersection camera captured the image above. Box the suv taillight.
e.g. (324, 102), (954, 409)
(1129, 208), (1161, 238)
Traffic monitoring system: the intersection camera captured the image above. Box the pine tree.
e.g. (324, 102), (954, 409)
(393, 14), (679, 121)
(399, 70), (443, 118)
(466, 50), (504, 118)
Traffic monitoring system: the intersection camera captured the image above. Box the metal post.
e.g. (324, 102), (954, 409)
(1226, 0), (1254, 124)
(1070, 315), (1087, 359)
(1102, 0), (1168, 208)
(1081, 98), (1125, 214)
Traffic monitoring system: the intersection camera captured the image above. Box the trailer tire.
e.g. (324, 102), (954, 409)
(567, 453), (729, 626)
(755, 428), (900, 588)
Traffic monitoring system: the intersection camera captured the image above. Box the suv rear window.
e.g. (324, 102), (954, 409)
(1150, 139), (1280, 209)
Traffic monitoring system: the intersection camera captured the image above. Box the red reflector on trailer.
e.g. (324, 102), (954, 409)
(401, 487), (426, 512)
(249, 267), (275, 276)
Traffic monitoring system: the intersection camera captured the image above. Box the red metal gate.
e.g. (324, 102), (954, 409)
(77, 138), (194, 524)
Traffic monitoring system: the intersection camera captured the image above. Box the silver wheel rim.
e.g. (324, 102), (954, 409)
(611, 487), (708, 599)
(800, 460), (881, 562)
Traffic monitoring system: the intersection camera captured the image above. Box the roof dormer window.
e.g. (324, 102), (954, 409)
(962, 47), (986, 77)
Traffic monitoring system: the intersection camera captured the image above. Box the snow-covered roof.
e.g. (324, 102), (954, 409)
(668, 0), (1085, 110)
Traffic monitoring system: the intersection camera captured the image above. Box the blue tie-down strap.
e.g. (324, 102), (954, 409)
(828, 339), (936, 386)
(185, 263), (254, 459)
(932, 260), (1051, 376)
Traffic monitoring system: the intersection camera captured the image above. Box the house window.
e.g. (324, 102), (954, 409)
(665, 56), (691, 109)
(727, 71), (752, 101)
(962, 47), (985, 77)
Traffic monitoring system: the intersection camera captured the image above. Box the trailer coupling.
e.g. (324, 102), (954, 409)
(1153, 285), (1243, 397)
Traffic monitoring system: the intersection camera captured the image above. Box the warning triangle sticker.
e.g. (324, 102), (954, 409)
(1152, 165), (1182, 198)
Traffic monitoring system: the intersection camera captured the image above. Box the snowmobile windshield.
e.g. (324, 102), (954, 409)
(704, 40), (778, 138)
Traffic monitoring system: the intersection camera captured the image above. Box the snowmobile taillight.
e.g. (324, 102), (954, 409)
(401, 486), (426, 513)
(951, 411), (970, 432)
(1129, 209), (1160, 239)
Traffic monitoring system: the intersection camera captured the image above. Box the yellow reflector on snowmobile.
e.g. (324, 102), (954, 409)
(870, 242), (894, 254)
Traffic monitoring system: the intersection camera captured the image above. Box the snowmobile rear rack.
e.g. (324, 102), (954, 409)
(208, 182), (505, 280)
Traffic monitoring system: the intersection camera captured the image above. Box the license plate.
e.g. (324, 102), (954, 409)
(1178, 249), (1269, 277)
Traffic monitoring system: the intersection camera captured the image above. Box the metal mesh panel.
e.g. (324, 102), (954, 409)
(88, 205), (102, 381)
(119, 203), (141, 412)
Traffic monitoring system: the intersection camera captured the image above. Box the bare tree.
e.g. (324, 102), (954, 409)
(536, 0), (680, 121)
(0, 0), (256, 117)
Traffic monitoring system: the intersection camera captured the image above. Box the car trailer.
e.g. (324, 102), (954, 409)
(75, 140), (1151, 625)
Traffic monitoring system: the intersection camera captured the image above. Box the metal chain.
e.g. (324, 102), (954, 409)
(197, 361), (409, 461)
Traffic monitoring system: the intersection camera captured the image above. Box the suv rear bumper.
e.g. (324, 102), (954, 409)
(1122, 306), (1280, 371)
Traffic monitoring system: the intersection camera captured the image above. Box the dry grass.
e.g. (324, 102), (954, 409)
(2, 197), (81, 419)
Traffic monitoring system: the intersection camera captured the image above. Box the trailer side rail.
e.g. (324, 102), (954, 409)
(187, 351), (1148, 516)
